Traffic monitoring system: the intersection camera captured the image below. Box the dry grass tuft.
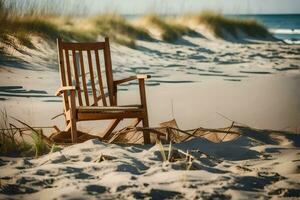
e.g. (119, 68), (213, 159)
(0, 110), (54, 157)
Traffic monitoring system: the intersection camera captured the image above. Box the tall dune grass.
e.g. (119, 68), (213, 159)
(0, 0), (93, 49)
(143, 14), (197, 42)
(93, 14), (152, 48)
(194, 11), (270, 39)
(0, 0), (273, 50)
(0, 1), (151, 48)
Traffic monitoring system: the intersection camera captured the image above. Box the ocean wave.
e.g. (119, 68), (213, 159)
(270, 29), (300, 34)
(284, 39), (300, 44)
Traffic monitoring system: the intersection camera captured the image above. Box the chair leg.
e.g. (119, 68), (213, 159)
(70, 119), (77, 143)
(142, 116), (151, 144)
(138, 79), (151, 144)
(69, 90), (77, 143)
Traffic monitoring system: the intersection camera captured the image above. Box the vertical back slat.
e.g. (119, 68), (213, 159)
(64, 50), (72, 86)
(94, 50), (107, 106)
(87, 50), (98, 106)
(79, 50), (90, 106)
(57, 39), (69, 112)
(59, 40), (114, 108)
(71, 50), (83, 106)
(104, 37), (115, 106)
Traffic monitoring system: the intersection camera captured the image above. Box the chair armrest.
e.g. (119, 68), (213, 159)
(55, 86), (76, 96)
(114, 74), (151, 85)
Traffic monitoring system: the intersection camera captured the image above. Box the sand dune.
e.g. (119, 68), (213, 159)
(0, 128), (299, 199)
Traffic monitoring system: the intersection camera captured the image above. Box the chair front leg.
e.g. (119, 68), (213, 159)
(69, 90), (78, 143)
(138, 79), (150, 144)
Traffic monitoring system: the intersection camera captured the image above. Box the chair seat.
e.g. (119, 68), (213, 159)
(77, 105), (142, 113)
(76, 105), (144, 121)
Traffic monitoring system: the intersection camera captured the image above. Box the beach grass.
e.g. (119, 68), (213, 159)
(143, 14), (197, 42)
(0, 1), (150, 48)
(0, 13), (94, 49)
(93, 14), (152, 48)
(0, 110), (53, 157)
(0, 0), (273, 50)
(194, 11), (270, 39)
(0, 110), (30, 156)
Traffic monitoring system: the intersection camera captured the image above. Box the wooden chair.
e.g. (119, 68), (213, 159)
(55, 37), (151, 144)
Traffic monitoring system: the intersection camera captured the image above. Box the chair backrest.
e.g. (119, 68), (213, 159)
(57, 38), (115, 109)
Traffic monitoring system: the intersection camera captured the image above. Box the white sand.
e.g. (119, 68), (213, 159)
(0, 130), (299, 199)
(0, 32), (300, 199)
(0, 35), (299, 134)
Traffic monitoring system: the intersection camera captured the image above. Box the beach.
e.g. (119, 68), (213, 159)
(1, 35), (300, 199)
(1, 36), (300, 133)
(0, 131), (300, 199)
(1, 6), (300, 199)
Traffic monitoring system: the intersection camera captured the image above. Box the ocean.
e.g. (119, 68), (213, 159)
(229, 14), (300, 44)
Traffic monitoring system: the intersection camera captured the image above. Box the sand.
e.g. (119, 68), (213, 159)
(0, 35), (299, 134)
(0, 129), (299, 199)
(0, 29), (300, 199)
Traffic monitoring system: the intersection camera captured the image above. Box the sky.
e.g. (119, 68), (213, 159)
(91, 0), (300, 15)
(7, 0), (300, 15)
